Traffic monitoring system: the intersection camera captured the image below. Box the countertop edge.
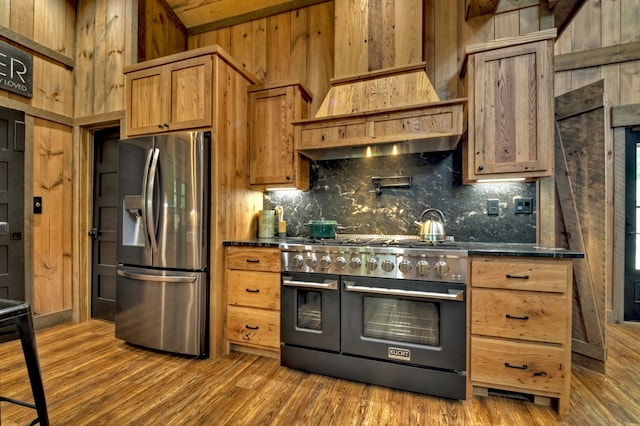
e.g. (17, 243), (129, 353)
(223, 239), (585, 258)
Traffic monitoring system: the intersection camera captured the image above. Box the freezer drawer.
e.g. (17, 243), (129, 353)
(115, 265), (207, 357)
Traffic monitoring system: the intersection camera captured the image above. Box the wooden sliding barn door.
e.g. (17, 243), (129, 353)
(554, 80), (609, 372)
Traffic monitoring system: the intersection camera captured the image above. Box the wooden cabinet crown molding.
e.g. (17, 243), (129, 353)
(123, 45), (259, 85)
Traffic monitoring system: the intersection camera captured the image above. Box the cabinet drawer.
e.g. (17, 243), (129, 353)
(471, 336), (568, 394)
(227, 247), (281, 272)
(227, 270), (280, 310)
(299, 121), (367, 149)
(225, 306), (279, 349)
(471, 258), (570, 293)
(471, 289), (567, 343)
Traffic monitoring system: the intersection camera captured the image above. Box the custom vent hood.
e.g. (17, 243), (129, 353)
(294, 0), (466, 161)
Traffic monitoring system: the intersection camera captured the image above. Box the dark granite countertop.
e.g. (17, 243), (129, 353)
(223, 239), (584, 259)
(460, 242), (583, 258)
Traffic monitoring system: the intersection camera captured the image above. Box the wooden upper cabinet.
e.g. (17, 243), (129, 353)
(462, 30), (556, 183)
(248, 81), (312, 190)
(125, 55), (212, 136)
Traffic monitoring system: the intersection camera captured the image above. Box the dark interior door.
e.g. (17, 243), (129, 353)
(625, 128), (640, 321)
(91, 128), (119, 320)
(0, 107), (25, 301)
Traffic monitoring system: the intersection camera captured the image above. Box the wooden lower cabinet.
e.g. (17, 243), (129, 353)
(470, 256), (573, 415)
(224, 246), (281, 356)
(225, 305), (279, 349)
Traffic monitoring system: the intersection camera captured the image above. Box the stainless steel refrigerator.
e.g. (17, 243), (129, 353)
(115, 131), (210, 357)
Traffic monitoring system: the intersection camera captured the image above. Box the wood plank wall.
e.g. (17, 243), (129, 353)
(554, 0), (640, 324)
(188, 2), (334, 115)
(75, 0), (127, 118)
(138, 0), (187, 62)
(0, 0), (75, 317)
(187, 0), (547, 115)
(432, 0), (549, 99)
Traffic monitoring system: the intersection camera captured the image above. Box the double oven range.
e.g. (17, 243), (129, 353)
(280, 235), (468, 400)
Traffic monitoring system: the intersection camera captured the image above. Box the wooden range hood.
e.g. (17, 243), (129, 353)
(294, 0), (466, 160)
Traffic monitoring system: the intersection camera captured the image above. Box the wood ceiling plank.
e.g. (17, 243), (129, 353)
(167, 0), (329, 32)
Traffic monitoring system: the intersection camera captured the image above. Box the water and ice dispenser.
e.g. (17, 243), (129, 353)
(122, 195), (145, 247)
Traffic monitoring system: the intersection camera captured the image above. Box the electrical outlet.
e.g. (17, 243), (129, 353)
(487, 199), (499, 216)
(514, 197), (533, 214)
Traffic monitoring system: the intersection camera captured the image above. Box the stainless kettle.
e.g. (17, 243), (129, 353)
(414, 208), (446, 241)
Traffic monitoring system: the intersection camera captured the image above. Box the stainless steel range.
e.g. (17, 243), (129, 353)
(279, 235), (468, 400)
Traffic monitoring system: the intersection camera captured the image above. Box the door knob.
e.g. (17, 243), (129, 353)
(88, 228), (99, 239)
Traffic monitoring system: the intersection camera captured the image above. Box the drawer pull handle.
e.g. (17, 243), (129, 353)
(246, 259), (260, 263)
(245, 288), (260, 293)
(506, 274), (529, 280)
(505, 314), (529, 320)
(504, 362), (528, 370)
(245, 325), (259, 330)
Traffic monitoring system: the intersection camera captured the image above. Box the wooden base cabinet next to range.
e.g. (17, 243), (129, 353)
(469, 257), (573, 415)
(225, 247), (281, 356)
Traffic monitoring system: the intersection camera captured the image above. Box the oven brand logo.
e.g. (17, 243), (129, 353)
(388, 347), (411, 361)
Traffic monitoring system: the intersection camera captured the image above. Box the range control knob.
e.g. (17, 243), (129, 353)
(381, 259), (395, 272)
(319, 255), (332, 269)
(398, 260), (412, 274)
(335, 256), (347, 270)
(305, 256), (318, 269)
(416, 259), (431, 275)
(365, 257), (378, 272)
(434, 257), (450, 277)
(349, 257), (361, 270)
(291, 254), (304, 268)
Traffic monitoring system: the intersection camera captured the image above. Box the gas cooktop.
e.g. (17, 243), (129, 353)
(282, 234), (462, 249)
(280, 234), (467, 282)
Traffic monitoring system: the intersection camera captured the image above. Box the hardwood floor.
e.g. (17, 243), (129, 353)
(1, 320), (639, 425)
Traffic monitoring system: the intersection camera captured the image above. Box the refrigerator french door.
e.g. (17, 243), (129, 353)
(115, 131), (210, 357)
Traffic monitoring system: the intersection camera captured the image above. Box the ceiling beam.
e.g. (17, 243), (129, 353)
(187, 0), (331, 35)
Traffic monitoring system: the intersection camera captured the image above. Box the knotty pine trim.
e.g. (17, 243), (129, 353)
(187, 0), (331, 35)
(74, 110), (126, 129)
(0, 25), (74, 69)
(555, 41), (640, 72)
(0, 97), (73, 127)
(32, 309), (74, 331)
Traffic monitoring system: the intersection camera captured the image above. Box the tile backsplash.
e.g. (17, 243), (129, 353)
(265, 150), (536, 243)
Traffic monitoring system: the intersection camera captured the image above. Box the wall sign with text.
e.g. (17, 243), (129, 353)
(0, 40), (33, 98)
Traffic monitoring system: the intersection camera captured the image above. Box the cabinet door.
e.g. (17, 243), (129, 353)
(125, 56), (212, 137)
(126, 67), (167, 136)
(467, 40), (553, 181)
(166, 56), (212, 131)
(249, 87), (295, 186)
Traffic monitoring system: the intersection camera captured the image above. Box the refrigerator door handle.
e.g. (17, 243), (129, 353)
(141, 147), (154, 249)
(144, 148), (160, 253)
(117, 269), (197, 283)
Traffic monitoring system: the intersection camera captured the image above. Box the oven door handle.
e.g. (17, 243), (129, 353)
(343, 282), (464, 301)
(282, 277), (338, 290)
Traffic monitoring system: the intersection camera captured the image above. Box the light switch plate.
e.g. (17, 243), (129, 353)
(514, 197), (533, 214)
(487, 199), (499, 216)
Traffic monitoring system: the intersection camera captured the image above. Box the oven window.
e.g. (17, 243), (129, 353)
(297, 290), (322, 330)
(362, 297), (440, 346)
